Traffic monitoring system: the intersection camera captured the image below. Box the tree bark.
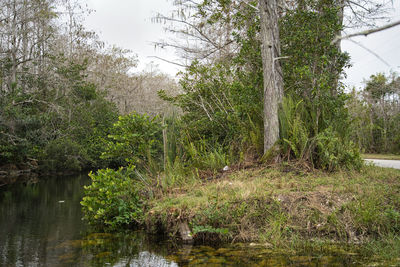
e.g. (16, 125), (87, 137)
(259, 0), (283, 154)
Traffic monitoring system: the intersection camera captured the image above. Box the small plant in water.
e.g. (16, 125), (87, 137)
(81, 165), (143, 230)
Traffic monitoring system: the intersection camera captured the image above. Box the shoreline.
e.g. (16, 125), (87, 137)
(0, 163), (87, 187)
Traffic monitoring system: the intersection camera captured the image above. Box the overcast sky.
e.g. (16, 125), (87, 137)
(341, 1), (400, 88)
(83, 0), (400, 88)
(84, 0), (179, 74)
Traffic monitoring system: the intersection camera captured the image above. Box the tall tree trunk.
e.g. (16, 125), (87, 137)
(332, 0), (345, 94)
(259, 0), (283, 154)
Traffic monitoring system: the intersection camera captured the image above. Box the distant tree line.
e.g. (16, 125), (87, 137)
(349, 73), (400, 154)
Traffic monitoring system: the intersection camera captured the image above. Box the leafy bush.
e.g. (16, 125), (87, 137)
(276, 3), (364, 171)
(158, 57), (264, 163)
(101, 113), (163, 174)
(81, 166), (143, 230)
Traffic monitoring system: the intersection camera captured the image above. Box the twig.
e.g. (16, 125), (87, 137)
(348, 39), (391, 67)
(244, 2), (259, 11)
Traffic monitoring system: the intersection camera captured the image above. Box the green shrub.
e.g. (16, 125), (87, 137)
(101, 113), (163, 174)
(81, 166), (143, 230)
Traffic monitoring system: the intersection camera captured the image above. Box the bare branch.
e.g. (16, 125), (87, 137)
(332, 19), (400, 44)
(346, 0), (372, 13)
(148, 56), (188, 68)
(156, 15), (219, 48)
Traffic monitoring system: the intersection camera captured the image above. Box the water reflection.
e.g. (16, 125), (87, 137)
(74, 232), (177, 267)
(0, 175), (89, 266)
(0, 174), (396, 266)
(0, 175), (178, 267)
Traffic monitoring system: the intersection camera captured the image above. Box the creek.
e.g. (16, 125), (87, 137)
(0, 174), (390, 266)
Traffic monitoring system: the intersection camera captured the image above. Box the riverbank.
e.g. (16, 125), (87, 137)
(0, 162), (39, 187)
(145, 164), (400, 258)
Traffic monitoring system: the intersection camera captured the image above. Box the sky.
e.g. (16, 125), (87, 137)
(341, 1), (400, 88)
(83, 0), (400, 88)
(83, 0), (180, 75)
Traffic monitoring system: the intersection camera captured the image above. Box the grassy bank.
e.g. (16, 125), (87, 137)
(362, 153), (400, 160)
(145, 165), (400, 258)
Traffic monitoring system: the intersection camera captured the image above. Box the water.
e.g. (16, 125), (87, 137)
(0, 174), (394, 266)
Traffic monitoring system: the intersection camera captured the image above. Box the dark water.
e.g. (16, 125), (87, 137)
(0, 175), (394, 266)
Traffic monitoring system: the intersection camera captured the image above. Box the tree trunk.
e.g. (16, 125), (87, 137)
(332, 0), (345, 94)
(259, 0), (283, 154)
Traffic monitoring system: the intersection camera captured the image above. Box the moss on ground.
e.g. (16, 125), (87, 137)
(145, 165), (400, 258)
